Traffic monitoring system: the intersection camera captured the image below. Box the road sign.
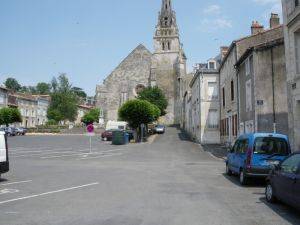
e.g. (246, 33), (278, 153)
(87, 124), (94, 133)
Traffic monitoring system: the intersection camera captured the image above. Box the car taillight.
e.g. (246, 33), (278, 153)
(246, 148), (252, 169)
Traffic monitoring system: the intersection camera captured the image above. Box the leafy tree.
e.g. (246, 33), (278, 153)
(81, 108), (100, 125)
(0, 108), (22, 127)
(36, 82), (51, 95)
(72, 87), (87, 99)
(4, 78), (21, 92)
(47, 108), (63, 123)
(118, 99), (161, 129)
(51, 77), (58, 92)
(57, 73), (72, 93)
(138, 86), (168, 116)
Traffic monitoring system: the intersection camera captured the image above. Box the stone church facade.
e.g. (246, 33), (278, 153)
(96, 0), (187, 125)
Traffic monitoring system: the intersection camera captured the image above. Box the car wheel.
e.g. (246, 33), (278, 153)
(226, 164), (232, 176)
(239, 169), (248, 185)
(265, 183), (277, 203)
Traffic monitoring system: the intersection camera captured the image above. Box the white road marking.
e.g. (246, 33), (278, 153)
(0, 182), (99, 205)
(11, 150), (88, 158)
(0, 180), (32, 186)
(78, 153), (123, 160)
(0, 189), (19, 195)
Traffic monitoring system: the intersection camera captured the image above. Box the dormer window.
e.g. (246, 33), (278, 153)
(208, 61), (216, 69)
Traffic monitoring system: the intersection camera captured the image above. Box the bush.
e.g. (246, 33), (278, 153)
(81, 108), (100, 125)
(46, 119), (58, 126)
(0, 107), (22, 126)
(118, 99), (161, 129)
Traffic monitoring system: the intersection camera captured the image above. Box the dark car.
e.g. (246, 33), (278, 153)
(265, 152), (300, 210)
(226, 133), (291, 185)
(101, 130), (114, 141)
(16, 127), (27, 136)
(4, 127), (16, 136)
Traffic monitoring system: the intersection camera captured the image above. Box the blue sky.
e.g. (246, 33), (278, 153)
(0, 0), (282, 95)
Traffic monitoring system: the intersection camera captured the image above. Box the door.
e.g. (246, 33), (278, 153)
(274, 154), (299, 204)
(227, 113), (232, 145)
(0, 134), (7, 163)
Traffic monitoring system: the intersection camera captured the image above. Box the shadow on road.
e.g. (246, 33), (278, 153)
(222, 173), (266, 188)
(258, 197), (300, 225)
(0, 178), (8, 183)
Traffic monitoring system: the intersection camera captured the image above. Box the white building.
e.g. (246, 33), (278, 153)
(189, 59), (220, 144)
(0, 87), (8, 109)
(35, 96), (50, 126)
(282, 0), (300, 151)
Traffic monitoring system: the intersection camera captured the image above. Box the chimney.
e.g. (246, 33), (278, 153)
(251, 21), (264, 35)
(220, 46), (229, 60)
(270, 13), (280, 29)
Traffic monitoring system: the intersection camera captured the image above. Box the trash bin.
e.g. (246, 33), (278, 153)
(112, 130), (128, 145)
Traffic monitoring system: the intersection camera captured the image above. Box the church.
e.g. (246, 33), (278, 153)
(96, 0), (187, 125)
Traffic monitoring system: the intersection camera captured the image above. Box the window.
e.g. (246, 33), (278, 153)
(209, 61), (216, 69)
(207, 109), (218, 129)
(281, 154), (300, 174)
(245, 58), (250, 76)
(296, 0), (299, 7)
(208, 82), (218, 100)
(222, 87), (225, 107)
(295, 31), (300, 74)
(246, 80), (252, 112)
(0, 95), (4, 104)
(162, 42), (165, 51)
(167, 41), (171, 50)
(254, 137), (289, 156)
(231, 80), (234, 101)
(120, 92), (128, 106)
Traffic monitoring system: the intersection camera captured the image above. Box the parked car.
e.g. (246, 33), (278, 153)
(265, 152), (300, 210)
(3, 127), (16, 136)
(154, 125), (165, 134)
(226, 133), (291, 185)
(101, 130), (114, 141)
(16, 127), (27, 136)
(0, 130), (9, 177)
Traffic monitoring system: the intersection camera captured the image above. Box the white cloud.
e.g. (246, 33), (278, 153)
(203, 4), (221, 14)
(199, 18), (232, 32)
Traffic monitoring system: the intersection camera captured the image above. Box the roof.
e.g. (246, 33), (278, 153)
(0, 86), (9, 92)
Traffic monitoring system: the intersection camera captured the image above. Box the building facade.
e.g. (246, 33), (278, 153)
(189, 60), (220, 144)
(15, 94), (38, 128)
(35, 96), (50, 126)
(0, 87), (8, 109)
(96, 0), (187, 125)
(282, 0), (300, 150)
(236, 37), (288, 136)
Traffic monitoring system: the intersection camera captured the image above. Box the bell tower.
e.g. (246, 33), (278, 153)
(151, 0), (186, 125)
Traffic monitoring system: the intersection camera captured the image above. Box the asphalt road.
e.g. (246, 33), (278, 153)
(0, 127), (299, 225)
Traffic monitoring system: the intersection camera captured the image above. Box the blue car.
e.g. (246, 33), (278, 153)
(226, 133), (291, 185)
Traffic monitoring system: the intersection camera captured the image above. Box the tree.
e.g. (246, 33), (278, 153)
(36, 82), (51, 95)
(4, 78), (21, 92)
(57, 73), (72, 93)
(71, 87), (87, 99)
(138, 86), (168, 116)
(81, 108), (100, 125)
(47, 108), (63, 123)
(118, 99), (161, 129)
(0, 108), (22, 127)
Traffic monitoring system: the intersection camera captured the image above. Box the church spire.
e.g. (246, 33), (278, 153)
(161, 0), (172, 13)
(159, 0), (176, 28)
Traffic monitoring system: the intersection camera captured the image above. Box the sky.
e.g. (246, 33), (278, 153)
(0, 0), (282, 96)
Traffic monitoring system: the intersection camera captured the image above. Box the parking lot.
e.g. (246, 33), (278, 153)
(0, 128), (300, 225)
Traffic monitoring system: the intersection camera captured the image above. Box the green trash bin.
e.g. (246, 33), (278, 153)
(112, 130), (125, 145)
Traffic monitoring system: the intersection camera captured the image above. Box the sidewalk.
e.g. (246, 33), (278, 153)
(201, 144), (228, 160)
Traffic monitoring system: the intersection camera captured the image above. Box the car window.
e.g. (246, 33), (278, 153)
(232, 140), (240, 153)
(254, 137), (289, 155)
(238, 139), (249, 154)
(281, 154), (300, 174)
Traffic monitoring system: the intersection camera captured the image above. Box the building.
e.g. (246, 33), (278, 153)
(189, 59), (220, 144)
(235, 34), (288, 136)
(14, 94), (38, 128)
(75, 105), (94, 125)
(180, 73), (193, 131)
(96, 0), (187, 125)
(0, 87), (8, 109)
(35, 95), (50, 126)
(220, 14), (283, 145)
(282, 0), (300, 150)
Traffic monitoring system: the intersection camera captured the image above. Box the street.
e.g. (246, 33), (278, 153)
(0, 127), (299, 225)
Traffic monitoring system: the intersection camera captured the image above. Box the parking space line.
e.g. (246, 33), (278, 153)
(40, 152), (91, 159)
(78, 153), (124, 160)
(0, 180), (32, 186)
(11, 150), (88, 158)
(0, 182), (99, 205)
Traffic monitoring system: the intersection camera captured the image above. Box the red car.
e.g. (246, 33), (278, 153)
(101, 130), (114, 141)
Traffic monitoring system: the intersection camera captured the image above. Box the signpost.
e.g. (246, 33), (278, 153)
(86, 124), (95, 154)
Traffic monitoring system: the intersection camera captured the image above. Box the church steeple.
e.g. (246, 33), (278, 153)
(159, 0), (176, 28)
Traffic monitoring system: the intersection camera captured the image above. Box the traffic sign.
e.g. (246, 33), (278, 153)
(87, 124), (94, 133)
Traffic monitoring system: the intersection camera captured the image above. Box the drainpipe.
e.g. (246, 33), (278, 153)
(271, 47), (276, 133)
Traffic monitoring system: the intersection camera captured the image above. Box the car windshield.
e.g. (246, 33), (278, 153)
(254, 137), (289, 155)
(156, 125), (164, 128)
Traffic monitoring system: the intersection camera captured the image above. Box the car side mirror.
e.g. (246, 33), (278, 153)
(227, 147), (233, 153)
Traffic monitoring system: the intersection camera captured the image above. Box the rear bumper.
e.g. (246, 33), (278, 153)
(0, 161), (9, 174)
(246, 167), (270, 177)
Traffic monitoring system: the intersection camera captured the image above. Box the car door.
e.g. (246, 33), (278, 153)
(292, 157), (300, 209)
(274, 155), (299, 204)
(235, 139), (249, 171)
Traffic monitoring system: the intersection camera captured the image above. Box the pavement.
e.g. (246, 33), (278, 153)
(0, 127), (299, 225)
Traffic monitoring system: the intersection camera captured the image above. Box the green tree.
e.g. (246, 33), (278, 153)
(36, 82), (51, 95)
(0, 108), (22, 127)
(81, 108), (100, 125)
(47, 108), (63, 123)
(118, 99), (161, 129)
(71, 87), (87, 99)
(138, 86), (168, 116)
(4, 78), (21, 92)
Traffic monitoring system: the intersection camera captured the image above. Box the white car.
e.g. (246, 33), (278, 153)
(155, 125), (165, 134)
(0, 131), (9, 177)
